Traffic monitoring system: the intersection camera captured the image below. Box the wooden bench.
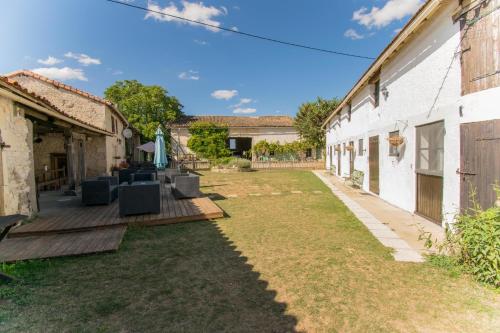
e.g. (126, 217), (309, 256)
(0, 214), (27, 282)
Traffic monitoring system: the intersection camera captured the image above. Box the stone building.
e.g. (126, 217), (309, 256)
(170, 115), (308, 160)
(1, 71), (138, 216)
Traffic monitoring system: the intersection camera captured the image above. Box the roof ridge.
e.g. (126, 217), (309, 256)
(0, 76), (112, 135)
(6, 69), (115, 108)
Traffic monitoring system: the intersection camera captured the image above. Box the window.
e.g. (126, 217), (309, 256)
(343, 142), (346, 155)
(111, 116), (116, 133)
(306, 148), (312, 158)
(416, 121), (444, 176)
(374, 79), (380, 107)
(229, 138), (236, 150)
(358, 138), (364, 156)
(347, 103), (352, 122)
(389, 131), (400, 156)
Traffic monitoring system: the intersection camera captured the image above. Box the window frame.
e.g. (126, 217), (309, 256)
(415, 121), (445, 177)
(358, 138), (364, 156)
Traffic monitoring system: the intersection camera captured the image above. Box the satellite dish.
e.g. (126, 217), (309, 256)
(122, 128), (133, 139)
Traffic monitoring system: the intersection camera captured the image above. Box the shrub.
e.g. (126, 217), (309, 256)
(454, 203), (499, 286)
(351, 170), (364, 188)
(234, 158), (251, 169)
(214, 157), (251, 170)
(422, 188), (500, 287)
(187, 122), (231, 161)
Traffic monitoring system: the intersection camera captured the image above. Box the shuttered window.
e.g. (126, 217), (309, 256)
(416, 121), (444, 176)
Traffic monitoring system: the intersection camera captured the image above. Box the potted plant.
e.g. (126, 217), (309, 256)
(387, 135), (405, 147)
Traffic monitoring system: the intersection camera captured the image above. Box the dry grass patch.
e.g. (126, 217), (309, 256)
(0, 170), (499, 332)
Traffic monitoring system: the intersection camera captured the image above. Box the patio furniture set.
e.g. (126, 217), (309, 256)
(81, 166), (201, 217)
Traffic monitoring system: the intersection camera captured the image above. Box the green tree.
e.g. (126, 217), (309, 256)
(294, 97), (340, 148)
(104, 80), (183, 142)
(187, 122), (231, 160)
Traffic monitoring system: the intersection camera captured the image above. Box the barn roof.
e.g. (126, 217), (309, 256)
(171, 115), (295, 128)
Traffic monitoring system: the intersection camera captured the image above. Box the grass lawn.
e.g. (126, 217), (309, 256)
(1, 170), (499, 332)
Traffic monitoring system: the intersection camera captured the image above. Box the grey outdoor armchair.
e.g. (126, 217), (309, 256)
(82, 176), (119, 205)
(172, 174), (201, 199)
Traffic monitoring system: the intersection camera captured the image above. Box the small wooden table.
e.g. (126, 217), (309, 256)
(0, 214), (27, 282)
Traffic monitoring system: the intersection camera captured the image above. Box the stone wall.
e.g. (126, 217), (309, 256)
(12, 76), (107, 129)
(0, 96), (38, 216)
(104, 106), (126, 173)
(86, 135), (107, 177)
(33, 132), (65, 171)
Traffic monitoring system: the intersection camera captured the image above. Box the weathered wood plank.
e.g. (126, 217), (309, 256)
(0, 226), (127, 263)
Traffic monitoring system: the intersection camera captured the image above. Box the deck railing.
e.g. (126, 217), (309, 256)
(35, 167), (67, 190)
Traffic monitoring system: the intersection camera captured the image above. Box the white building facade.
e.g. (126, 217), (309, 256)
(324, 0), (499, 226)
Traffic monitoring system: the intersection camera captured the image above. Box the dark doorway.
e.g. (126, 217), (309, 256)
(460, 119), (500, 212)
(349, 140), (354, 175)
(228, 137), (252, 157)
(337, 145), (341, 176)
(369, 136), (380, 194)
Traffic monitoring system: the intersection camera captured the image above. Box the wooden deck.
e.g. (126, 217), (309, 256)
(0, 226), (126, 263)
(10, 184), (224, 237)
(1, 184), (223, 262)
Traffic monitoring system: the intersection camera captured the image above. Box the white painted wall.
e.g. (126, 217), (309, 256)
(325, 2), (500, 226)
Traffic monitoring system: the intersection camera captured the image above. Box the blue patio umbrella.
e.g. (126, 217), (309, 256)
(153, 127), (168, 169)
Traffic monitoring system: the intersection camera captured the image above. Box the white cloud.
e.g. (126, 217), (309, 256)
(178, 70), (200, 80)
(233, 107), (256, 114)
(194, 39), (208, 45)
(230, 26), (239, 32)
(230, 98), (252, 108)
(211, 89), (238, 100)
(64, 52), (101, 66)
(37, 56), (63, 66)
(344, 28), (365, 40)
(145, 1), (227, 32)
(112, 70), (124, 75)
(353, 0), (424, 29)
(31, 67), (88, 81)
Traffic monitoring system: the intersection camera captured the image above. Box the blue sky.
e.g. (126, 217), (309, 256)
(0, 0), (423, 116)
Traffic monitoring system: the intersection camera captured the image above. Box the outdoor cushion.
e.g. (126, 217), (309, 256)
(118, 168), (137, 184)
(82, 177), (118, 205)
(164, 168), (185, 183)
(131, 173), (156, 182)
(119, 181), (161, 217)
(172, 174), (201, 199)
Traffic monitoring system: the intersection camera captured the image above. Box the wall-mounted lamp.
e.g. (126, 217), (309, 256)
(381, 86), (389, 100)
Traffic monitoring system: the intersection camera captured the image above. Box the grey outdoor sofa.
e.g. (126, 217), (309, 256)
(172, 174), (201, 199)
(82, 176), (119, 205)
(118, 181), (161, 217)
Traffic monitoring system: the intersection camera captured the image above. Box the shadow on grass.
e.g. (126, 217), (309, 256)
(0, 221), (298, 332)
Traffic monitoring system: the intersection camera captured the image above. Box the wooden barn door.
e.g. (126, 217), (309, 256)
(349, 141), (355, 175)
(460, 120), (500, 212)
(416, 121), (444, 223)
(369, 136), (379, 194)
(337, 145), (341, 176)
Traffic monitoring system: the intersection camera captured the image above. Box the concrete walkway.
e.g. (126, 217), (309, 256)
(313, 171), (445, 262)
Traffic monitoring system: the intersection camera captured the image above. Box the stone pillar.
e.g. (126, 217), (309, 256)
(64, 130), (76, 195)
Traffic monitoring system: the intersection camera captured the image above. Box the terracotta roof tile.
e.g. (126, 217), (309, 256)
(172, 115), (295, 128)
(5, 70), (128, 124)
(0, 76), (113, 135)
